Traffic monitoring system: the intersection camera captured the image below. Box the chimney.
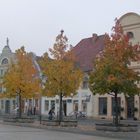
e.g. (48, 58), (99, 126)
(92, 33), (98, 42)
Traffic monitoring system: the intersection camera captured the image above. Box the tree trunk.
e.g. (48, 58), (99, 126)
(59, 92), (63, 123)
(114, 92), (119, 126)
(18, 93), (22, 118)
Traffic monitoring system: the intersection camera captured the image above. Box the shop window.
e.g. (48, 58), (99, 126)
(99, 97), (107, 115)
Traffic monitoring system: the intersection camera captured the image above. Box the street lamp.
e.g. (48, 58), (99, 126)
(33, 56), (46, 124)
(39, 74), (47, 124)
(39, 90), (42, 124)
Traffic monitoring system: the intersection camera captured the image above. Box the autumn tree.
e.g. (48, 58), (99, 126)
(39, 30), (82, 122)
(3, 47), (41, 118)
(89, 20), (140, 126)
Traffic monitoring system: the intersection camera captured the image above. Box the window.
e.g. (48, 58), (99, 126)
(0, 86), (2, 93)
(73, 100), (78, 111)
(82, 100), (87, 112)
(44, 100), (49, 111)
(67, 99), (72, 103)
(82, 76), (88, 89)
(13, 100), (16, 109)
(0, 69), (3, 76)
(1, 100), (4, 109)
(127, 32), (134, 39)
(1, 58), (8, 65)
(51, 100), (55, 109)
(35, 99), (38, 107)
(99, 97), (107, 115)
(112, 97), (121, 116)
(29, 99), (32, 106)
(82, 81), (88, 89)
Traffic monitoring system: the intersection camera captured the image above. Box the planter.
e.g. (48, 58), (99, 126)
(95, 123), (138, 132)
(41, 120), (77, 127)
(134, 107), (138, 112)
(120, 116), (123, 120)
(3, 117), (34, 123)
(60, 120), (77, 127)
(42, 120), (59, 126)
(120, 107), (124, 112)
(133, 117), (137, 121)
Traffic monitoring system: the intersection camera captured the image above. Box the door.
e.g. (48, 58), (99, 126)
(127, 97), (134, 118)
(5, 100), (10, 114)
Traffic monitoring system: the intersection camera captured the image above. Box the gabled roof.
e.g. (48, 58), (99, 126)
(73, 34), (105, 72)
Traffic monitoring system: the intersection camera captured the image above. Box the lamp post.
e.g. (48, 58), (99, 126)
(39, 74), (46, 124)
(16, 92), (19, 117)
(16, 89), (21, 118)
(39, 91), (42, 124)
(33, 56), (46, 124)
(56, 95), (59, 120)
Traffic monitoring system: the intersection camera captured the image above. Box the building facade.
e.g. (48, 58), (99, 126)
(92, 12), (140, 120)
(0, 40), (40, 115)
(0, 39), (16, 114)
(42, 13), (140, 119)
(0, 12), (139, 120)
(41, 33), (105, 117)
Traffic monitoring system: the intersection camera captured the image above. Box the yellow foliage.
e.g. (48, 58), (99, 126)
(2, 47), (41, 99)
(39, 31), (83, 97)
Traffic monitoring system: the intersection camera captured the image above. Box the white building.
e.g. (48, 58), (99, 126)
(0, 39), (16, 114)
(0, 12), (139, 120)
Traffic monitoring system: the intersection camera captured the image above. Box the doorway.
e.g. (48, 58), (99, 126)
(5, 100), (10, 114)
(127, 97), (134, 118)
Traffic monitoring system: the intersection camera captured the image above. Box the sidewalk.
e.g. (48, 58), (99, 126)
(0, 119), (140, 139)
(0, 120), (95, 133)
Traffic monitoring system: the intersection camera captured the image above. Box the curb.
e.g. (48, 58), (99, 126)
(0, 121), (95, 136)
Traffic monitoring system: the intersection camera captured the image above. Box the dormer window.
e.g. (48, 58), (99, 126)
(127, 32), (134, 39)
(82, 76), (89, 89)
(1, 58), (8, 65)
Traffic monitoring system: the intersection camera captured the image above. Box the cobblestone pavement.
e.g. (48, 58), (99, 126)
(1, 118), (140, 140)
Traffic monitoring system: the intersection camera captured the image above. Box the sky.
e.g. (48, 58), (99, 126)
(0, 0), (140, 56)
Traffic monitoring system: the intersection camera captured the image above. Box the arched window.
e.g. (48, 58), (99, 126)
(1, 58), (8, 65)
(127, 32), (134, 39)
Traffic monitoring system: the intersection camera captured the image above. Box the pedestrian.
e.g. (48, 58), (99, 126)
(48, 109), (52, 120)
(48, 107), (55, 120)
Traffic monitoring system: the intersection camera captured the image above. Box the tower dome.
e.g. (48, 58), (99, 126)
(2, 38), (12, 54)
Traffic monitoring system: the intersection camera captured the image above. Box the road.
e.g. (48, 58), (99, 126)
(0, 124), (121, 140)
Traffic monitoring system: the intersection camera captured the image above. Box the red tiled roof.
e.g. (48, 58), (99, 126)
(73, 34), (105, 71)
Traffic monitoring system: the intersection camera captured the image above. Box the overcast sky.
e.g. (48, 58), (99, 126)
(0, 0), (140, 56)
